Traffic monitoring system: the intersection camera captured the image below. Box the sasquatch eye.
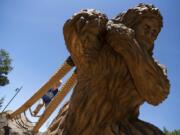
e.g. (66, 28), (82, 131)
(144, 24), (150, 31)
(152, 29), (157, 36)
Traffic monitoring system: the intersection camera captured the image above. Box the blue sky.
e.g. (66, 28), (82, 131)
(0, 0), (180, 132)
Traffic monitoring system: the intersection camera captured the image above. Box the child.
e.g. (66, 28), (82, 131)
(33, 80), (62, 116)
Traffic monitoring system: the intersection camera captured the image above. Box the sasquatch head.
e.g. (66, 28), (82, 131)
(113, 3), (163, 55)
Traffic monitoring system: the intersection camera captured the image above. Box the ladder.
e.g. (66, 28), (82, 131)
(9, 56), (77, 133)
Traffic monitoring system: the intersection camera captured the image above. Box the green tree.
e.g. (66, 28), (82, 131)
(0, 49), (13, 86)
(163, 127), (180, 135)
(0, 97), (4, 109)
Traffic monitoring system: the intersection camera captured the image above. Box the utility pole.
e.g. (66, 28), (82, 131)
(2, 86), (23, 113)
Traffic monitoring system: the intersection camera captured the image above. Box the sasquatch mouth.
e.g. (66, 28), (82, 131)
(142, 38), (153, 50)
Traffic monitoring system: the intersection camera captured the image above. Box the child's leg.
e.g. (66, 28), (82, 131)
(33, 101), (44, 116)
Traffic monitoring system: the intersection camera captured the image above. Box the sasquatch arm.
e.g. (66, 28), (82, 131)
(63, 9), (108, 68)
(106, 21), (170, 105)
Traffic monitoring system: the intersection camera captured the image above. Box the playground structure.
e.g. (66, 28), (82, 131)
(6, 4), (170, 135)
(8, 56), (77, 133)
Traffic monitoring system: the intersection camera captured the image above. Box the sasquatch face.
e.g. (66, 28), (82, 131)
(134, 18), (161, 52)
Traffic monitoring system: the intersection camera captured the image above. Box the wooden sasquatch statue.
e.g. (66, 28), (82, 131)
(46, 3), (170, 135)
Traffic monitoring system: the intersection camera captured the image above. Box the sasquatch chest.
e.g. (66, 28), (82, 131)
(98, 49), (141, 104)
(67, 45), (144, 132)
(77, 46), (143, 113)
